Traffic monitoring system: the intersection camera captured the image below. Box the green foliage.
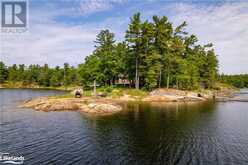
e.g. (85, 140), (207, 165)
(50, 66), (63, 87)
(8, 64), (18, 82)
(111, 89), (124, 98)
(103, 86), (114, 93)
(1, 12), (220, 91)
(125, 12), (143, 89)
(218, 74), (248, 88)
(0, 62), (8, 83)
(125, 89), (147, 97)
(38, 64), (51, 86)
(0, 62), (80, 88)
(82, 90), (92, 97)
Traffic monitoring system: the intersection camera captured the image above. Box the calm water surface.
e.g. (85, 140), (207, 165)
(1, 89), (248, 165)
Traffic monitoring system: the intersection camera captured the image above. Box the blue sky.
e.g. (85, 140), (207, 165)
(1, 0), (248, 74)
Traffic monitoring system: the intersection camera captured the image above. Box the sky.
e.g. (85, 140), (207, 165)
(0, 0), (248, 74)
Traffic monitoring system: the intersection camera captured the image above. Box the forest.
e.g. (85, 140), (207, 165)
(218, 74), (248, 88)
(0, 13), (222, 90)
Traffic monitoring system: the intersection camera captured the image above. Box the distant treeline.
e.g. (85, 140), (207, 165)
(1, 13), (219, 90)
(218, 74), (248, 88)
(0, 62), (79, 87)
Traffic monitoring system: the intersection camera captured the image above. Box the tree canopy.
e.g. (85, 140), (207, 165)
(218, 74), (248, 88)
(79, 13), (219, 90)
(0, 13), (220, 90)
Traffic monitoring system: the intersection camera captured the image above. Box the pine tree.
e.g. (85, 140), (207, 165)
(126, 12), (142, 89)
(94, 29), (116, 85)
(0, 62), (7, 83)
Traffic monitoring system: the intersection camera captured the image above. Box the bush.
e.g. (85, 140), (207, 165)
(125, 89), (148, 97)
(111, 89), (123, 98)
(83, 90), (92, 96)
(104, 86), (114, 93)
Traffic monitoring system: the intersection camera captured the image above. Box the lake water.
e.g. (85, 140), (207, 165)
(1, 89), (248, 165)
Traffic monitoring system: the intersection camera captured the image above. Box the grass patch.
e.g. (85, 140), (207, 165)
(124, 89), (148, 97)
(111, 89), (124, 98)
(48, 93), (74, 99)
(83, 90), (92, 97)
(83, 87), (148, 99)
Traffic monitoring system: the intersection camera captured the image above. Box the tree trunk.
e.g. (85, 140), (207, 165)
(176, 79), (178, 89)
(112, 77), (115, 86)
(166, 73), (170, 89)
(93, 80), (96, 96)
(135, 57), (139, 89)
(64, 69), (67, 90)
(159, 69), (162, 88)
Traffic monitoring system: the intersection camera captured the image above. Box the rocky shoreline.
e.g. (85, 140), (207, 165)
(20, 88), (237, 115)
(20, 97), (122, 115)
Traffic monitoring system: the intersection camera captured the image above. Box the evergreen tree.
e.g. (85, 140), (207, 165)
(0, 62), (7, 83)
(125, 12), (142, 89)
(94, 29), (117, 85)
(8, 64), (18, 83)
(50, 66), (63, 87)
(38, 64), (51, 86)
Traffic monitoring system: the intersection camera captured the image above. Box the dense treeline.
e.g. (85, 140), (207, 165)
(218, 74), (248, 88)
(0, 62), (79, 87)
(1, 13), (219, 90)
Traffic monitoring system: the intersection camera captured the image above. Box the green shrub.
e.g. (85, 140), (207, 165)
(111, 89), (123, 98)
(83, 90), (92, 96)
(104, 86), (114, 93)
(125, 89), (148, 97)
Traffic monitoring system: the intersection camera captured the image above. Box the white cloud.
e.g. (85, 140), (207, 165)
(0, 22), (97, 67)
(80, 0), (126, 15)
(1, 1), (248, 75)
(167, 3), (248, 74)
(0, 0), (127, 67)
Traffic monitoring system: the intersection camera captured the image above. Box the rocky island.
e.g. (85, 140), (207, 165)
(21, 97), (122, 115)
(20, 87), (236, 115)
